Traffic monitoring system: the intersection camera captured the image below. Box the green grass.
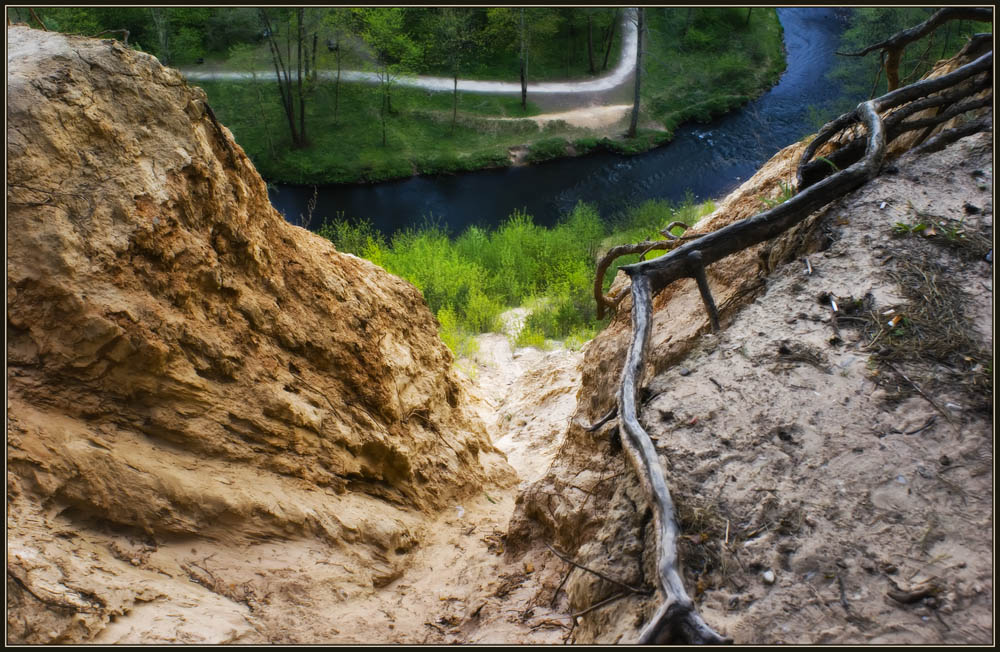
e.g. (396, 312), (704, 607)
(202, 78), (572, 184)
(318, 197), (716, 355)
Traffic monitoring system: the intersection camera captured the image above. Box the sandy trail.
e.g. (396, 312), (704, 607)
(308, 329), (585, 644)
(500, 104), (632, 130)
(179, 9), (637, 97)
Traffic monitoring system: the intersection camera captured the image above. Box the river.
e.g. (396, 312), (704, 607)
(267, 8), (852, 236)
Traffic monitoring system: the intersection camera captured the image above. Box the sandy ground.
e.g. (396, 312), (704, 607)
(516, 129), (994, 645)
(75, 324), (583, 645)
(86, 322), (585, 645)
(85, 133), (993, 645)
(17, 133), (991, 648)
(499, 104), (632, 131)
(293, 325), (586, 644)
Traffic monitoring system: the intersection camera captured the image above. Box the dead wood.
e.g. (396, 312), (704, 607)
(618, 277), (731, 644)
(28, 8), (47, 31)
(909, 114), (992, 156)
(544, 543), (650, 596)
(836, 8), (993, 91)
(594, 236), (698, 319)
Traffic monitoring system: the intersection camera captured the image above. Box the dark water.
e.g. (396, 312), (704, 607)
(268, 8), (851, 235)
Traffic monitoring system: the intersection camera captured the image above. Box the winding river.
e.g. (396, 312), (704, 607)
(268, 8), (853, 236)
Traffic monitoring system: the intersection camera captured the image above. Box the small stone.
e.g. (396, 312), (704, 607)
(762, 570), (776, 584)
(524, 561), (534, 574)
(130, 558), (141, 566)
(679, 367), (691, 376)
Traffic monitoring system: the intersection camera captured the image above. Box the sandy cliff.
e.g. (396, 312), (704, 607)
(7, 26), (511, 643)
(508, 50), (993, 643)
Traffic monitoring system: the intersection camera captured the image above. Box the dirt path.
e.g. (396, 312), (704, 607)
(307, 329), (585, 644)
(179, 9), (637, 100)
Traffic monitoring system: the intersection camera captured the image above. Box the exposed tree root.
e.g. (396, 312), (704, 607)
(594, 45), (992, 646)
(797, 50), (992, 189)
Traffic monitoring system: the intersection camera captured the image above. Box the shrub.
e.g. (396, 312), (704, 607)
(525, 137), (569, 163)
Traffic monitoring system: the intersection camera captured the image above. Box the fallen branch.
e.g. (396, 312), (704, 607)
(584, 405), (618, 432)
(573, 591), (628, 618)
(798, 76), (992, 188)
(28, 8), (47, 31)
(617, 275), (732, 644)
(585, 35), (992, 645)
(887, 582), (938, 604)
(593, 239), (685, 319)
(885, 362), (955, 425)
(544, 542), (651, 596)
(909, 113), (992, 156)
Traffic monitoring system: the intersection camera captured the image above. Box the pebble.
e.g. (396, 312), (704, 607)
(679, 367), (691, 376)
(762, 570), (776, 584)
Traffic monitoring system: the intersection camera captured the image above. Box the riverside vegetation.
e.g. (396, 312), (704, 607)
(318, 197), (715, 356)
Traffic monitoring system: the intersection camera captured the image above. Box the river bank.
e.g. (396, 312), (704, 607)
(197, 8), (785, 188)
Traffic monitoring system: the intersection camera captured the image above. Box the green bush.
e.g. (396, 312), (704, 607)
(572, 137), (600, 154)
(318, 198), (715, 357)
(525, 137), (569, 163)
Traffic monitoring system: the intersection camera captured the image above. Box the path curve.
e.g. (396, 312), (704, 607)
(179, 9), (637, 95)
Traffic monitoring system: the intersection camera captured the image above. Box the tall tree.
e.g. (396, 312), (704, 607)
(519, 8), (528, 110)
(229, 43), (276, 160)
(585, 9), (597, 74)
(488, 8), (559, 111)
(258, 8), (319, 148)
(434, 8), (479, 133)
(148, 8), (170, 64)
(358, 8), (418, 147)
(627, 8), (644, 138)
(322, 9), (353, 126)
(602, 8), (620, 71)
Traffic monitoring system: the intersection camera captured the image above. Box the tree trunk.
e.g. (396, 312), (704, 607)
(628, 8), (643, 138)
(565, 15), (574, 77)
(334, 42), (341, 125)
(149, 8), (170, 65)
(311, 32), (318, 83)
(381, 84), (388, 147)
(296, 8), (306, 147)
(260, 9), (300, 147)
(587, 15), (596, 74)
(602, 9), (618, 71)
(520, 8), (528, 110)
(452, 71), (459, 133)
(746, 8), (752, 26)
